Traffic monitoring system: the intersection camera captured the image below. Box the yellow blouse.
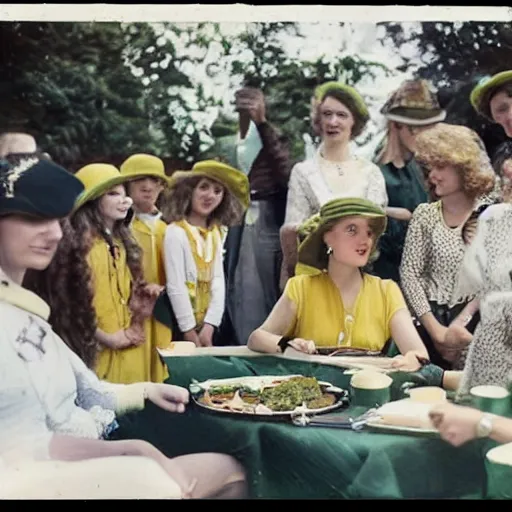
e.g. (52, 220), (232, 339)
(175, 219), (221, 328)
(284, 272), (407, 351)
(87, 236), (164, 384)
(130, 215), (170, 382)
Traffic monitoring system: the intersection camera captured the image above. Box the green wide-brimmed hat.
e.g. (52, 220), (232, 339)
(74, 163), (133, 210)
(297, 197), (387, 271)
(120, 153), (170, 184)
(381, 79), (446, 126)
(470, 70), (512, 121)
(315, 81), (370, 120)
(169, 159), (250, 210)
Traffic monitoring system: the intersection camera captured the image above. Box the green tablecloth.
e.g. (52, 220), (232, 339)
(117, 355), (489, 499)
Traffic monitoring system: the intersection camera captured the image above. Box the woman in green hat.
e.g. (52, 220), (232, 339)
(248, 197), (428, 367)
(471, 70), (512, 138)
(0, 156), (248, 499)
(372, 79), (446, 284)
(280, 81), (388, 286)
(161, 160), (249, 347)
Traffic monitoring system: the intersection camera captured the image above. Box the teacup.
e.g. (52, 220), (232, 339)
(486, 442), (512, 499)
(470, 385), (510, 415)
(350, 371), (392, 407)
(406, 386), (447, 404)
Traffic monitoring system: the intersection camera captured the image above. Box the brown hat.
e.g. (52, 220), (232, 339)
(381, 79), (446, 126)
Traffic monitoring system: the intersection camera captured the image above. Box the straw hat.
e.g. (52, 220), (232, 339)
(74, 163), (133, 210)
(381, 79), (446, 126)
(169, 160), (250, 210)
(470, 70), (512, 121)
(119, 153), (170, 184)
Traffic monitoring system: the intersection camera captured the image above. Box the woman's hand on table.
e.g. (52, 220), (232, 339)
(429, 403), (483, 446)
(146, 383), (190, 414)
(287, 338), (317, 354)
(390, 351), (424, 371)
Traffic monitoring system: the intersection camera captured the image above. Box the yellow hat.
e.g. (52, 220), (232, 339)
(119, 153), (170, 183)
(169, 160), (250, 210)
(470, 70), (512, 121)
(74, 163), (132, 210)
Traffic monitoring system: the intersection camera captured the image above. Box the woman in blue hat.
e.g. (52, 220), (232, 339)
(0, 156), (247, 499)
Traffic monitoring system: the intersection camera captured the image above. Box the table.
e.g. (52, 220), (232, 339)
(118, 348), (491, 499)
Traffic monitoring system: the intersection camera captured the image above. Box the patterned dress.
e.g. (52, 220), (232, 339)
(455, 203), (512, 394)
(399, 196), (495, 369)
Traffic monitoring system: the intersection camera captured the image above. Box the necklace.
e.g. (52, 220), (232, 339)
(319, 152), (348, 176)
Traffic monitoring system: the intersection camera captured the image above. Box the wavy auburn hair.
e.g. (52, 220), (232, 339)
(415, 123), (496, 199)
(24, 194), (145, 368)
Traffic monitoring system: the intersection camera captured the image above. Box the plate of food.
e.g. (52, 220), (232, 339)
(189, 375), (349, 417)
(364, 399), (440, 437)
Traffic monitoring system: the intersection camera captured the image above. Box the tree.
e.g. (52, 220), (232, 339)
(380, 21), (512, 157)
(0, 21), (220, 170)
(202, 22), (392, 163)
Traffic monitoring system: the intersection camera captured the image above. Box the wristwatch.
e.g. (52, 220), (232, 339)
(476, 413), (494, 438)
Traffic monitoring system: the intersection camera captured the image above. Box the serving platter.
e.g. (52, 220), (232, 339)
(189, 374), (349, 418)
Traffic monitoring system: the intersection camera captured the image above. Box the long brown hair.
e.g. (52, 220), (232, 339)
(161, 175), (245, 227)
(24, 195), (146, 368)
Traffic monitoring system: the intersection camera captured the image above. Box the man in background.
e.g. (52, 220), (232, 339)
(221, 86), (292, 345)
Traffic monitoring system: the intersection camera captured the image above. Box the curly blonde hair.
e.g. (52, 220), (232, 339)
(161, 175), (245, 227)
(415, 123), (495, 199)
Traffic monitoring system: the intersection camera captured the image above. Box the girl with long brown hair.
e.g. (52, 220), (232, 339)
(27, 163), (166, 384)
(161, 160), (249, 346)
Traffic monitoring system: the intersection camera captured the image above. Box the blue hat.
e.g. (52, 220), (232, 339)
(0, 156), (84, 218)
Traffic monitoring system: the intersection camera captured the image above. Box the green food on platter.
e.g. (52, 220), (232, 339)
(195, 376), (341, 413)
(260, 377), (323, 411)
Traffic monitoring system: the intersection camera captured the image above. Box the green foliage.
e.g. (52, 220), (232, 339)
(213, 22), (391, 162)
(0, 21), (218, 169)
(381, 21), (512, 87)
(1, 20), (393, 169)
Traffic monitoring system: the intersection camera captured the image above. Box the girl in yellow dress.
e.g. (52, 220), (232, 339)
(248, 197), (429, 369)
(161, 160), (249, 347)
(119, 153), (172, 382)
(71, 164), (165, 384)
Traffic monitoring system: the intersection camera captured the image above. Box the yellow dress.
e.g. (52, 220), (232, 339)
(175, 220), (221, 328)
(284, 272), (407, 351)
(88, 237), (162, 384)
(130, 215), (170, 382)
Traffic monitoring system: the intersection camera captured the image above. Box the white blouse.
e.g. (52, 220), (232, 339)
(0, 280), (147, 469)
(163, 222), (225, 333)
(284, 147), (388, 227)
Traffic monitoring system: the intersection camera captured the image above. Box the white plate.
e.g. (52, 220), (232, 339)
(365, 420), (439, 436)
